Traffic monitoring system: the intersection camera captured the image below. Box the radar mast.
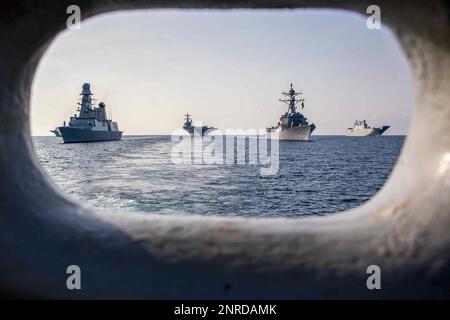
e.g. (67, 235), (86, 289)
(279, 83), (305, 114)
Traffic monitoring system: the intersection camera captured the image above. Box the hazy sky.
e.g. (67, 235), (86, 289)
(31, 9), (413, 135)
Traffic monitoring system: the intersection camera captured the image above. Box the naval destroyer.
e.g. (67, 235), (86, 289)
(345, 120), (390, 136)
(183, 113), (216, 136)
(266, 84), (316, 141)
(58, 83), (122, 143)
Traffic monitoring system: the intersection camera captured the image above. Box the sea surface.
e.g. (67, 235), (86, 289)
(33, 135), (404, 217)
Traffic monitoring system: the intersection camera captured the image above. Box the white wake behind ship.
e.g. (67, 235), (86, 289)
(266, 83), (316, 141)
(346, 120), (390, 136)
(58, 83), (122, 143)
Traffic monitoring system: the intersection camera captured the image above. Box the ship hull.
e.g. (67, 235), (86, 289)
(184, 126), (216, 136)
(58, 127), (122, 143)
(266, 124), (315, 141)
(345, 125), (390, 137)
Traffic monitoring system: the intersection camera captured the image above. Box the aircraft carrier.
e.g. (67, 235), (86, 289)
(183, 113), (216, 136)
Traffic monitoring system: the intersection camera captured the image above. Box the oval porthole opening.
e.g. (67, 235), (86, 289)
(30, 8), (414, 219)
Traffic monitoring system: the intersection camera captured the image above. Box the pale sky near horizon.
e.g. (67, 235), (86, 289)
(31, 9), (414, 136)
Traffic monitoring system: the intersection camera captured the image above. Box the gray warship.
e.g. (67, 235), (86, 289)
(345, 120), (390, 136)
(266, 83), (316, 141)
(58, 83), (122, 143)
(183, 113), (216, 136)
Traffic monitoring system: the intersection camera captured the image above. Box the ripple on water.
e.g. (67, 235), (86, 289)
(33, 135), (404, 218)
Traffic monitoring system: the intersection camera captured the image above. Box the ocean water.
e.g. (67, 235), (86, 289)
(33, 135), (404, 217)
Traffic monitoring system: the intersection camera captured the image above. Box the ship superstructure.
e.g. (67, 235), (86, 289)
(345, 120), (390, 136)
(266, 83), (316, 141)
(58, 83), (122, 143)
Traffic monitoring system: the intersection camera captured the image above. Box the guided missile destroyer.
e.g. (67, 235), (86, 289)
(58, 83), (122, 143)
(266, 83), (316, 141)
(183, 113), (216, 136)
(345, 120), (390, 136)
